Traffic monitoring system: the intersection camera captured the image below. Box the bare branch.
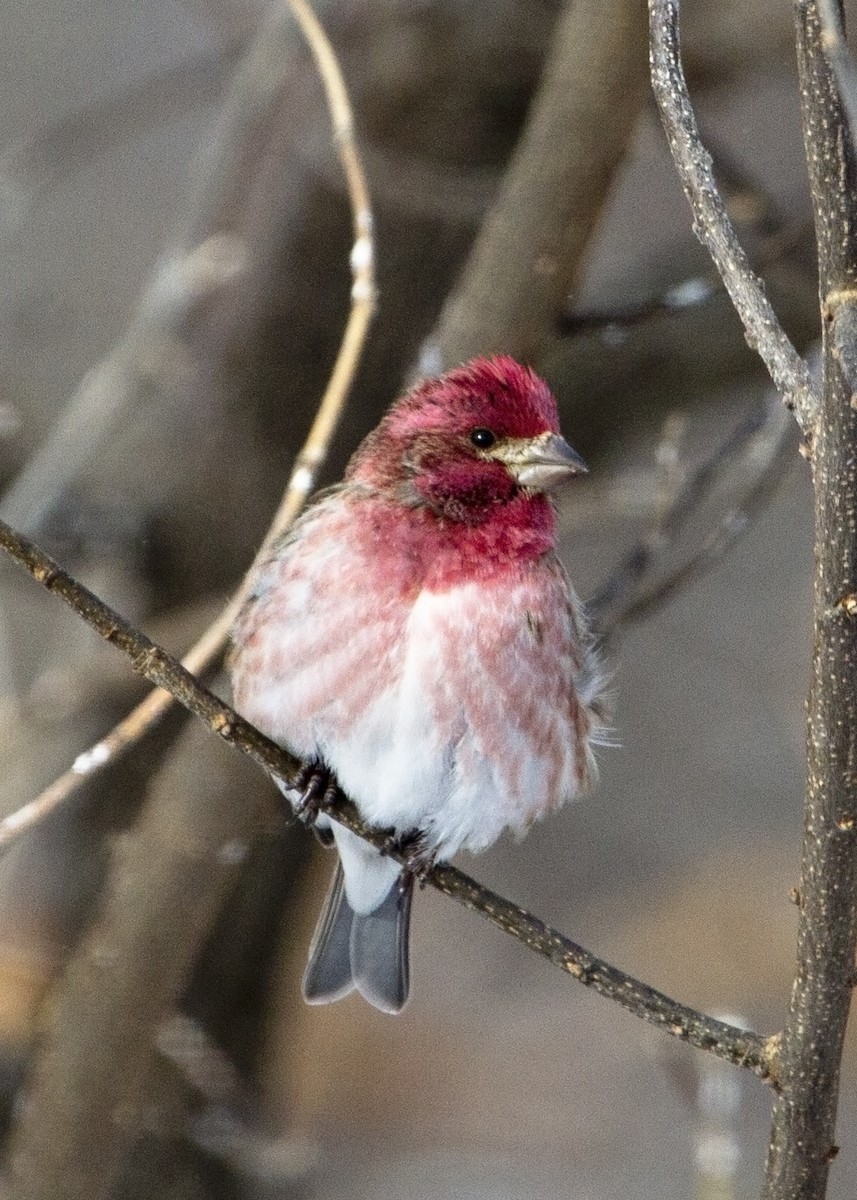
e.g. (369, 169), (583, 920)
(762, 3), (857, 1195)
(817, 0), (857, 154)
(0, 515), (776, 1081)
(591, 365), (808, 636)
(419, 0), (649, 372)
(649, 0), (819, 440)
(0, 0), (375, 854)
(560, 204), (812, 340)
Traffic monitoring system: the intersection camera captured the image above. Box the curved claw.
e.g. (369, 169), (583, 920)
(292, 760), (338, 827)
(400, 833), (437, 888)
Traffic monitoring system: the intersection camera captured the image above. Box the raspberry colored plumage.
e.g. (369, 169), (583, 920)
(230, 356), (605, 1012)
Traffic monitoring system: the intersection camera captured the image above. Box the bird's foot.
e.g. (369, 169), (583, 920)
(378, 830), (400, 858)
(291, 761), (338, 838)
(377, 830), (436, 886)
(399, 832), (438, 889)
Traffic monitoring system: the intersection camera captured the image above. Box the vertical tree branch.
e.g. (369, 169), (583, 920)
(5, 720), (277, 1200)
(762, 2), (857, 1196)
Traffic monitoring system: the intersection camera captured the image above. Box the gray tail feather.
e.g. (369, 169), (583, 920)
(302, 862), (356, 1004)
(351, 873), (412, 1014)
(302, 862), (412, 1014)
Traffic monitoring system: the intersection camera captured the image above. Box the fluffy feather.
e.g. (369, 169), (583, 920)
(230, 355), (606, 1012)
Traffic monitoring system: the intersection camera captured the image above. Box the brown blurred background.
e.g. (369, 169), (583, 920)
(0, 0), (849, 1197)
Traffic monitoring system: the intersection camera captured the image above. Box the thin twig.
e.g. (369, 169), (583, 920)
(590, 368), (805, 636)
(649, 0), (819, 440)
(0, 514), (777, 1080)
(560, 220), (812, 340)
(0, 0), (375, 854)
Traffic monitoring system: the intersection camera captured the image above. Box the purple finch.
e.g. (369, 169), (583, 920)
(230, 356), (605, 1013)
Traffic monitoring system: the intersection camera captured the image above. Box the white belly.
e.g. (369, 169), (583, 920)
(233, 536), (599, 864)
(314, 579), (589, 859)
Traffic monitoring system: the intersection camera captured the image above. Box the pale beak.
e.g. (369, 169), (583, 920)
(494, 432), (588, 492)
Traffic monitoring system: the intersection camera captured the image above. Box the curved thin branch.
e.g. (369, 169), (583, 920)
(649, 0), (819, 441)
(0, 0), (375, 854)
(0, 515), (777, 1082)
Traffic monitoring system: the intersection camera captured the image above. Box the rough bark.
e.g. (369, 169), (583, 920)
(761, 2), (857, 1196)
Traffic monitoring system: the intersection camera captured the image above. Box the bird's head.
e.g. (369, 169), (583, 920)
(348, 356), (586, 524)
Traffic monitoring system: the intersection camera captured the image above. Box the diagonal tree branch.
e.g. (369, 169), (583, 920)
(649, 0), (819, 441)
(419, 0), (649, 372)
(0, 515), (778, 1082)
(590, 361), (812, 637)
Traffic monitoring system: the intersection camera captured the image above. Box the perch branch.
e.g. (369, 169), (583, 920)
(649, 0), (819, 440)
(0, 0), (375, 854)
(0, 515), (777, 1081)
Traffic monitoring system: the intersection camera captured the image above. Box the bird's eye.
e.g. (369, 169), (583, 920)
(469, 428), (496, 449)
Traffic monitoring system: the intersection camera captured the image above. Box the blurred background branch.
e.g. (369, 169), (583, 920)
(420, 0), (648, 372)
(0, 0), (375, 856)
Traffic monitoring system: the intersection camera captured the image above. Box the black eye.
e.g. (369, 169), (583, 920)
(470, 428), (496, 449)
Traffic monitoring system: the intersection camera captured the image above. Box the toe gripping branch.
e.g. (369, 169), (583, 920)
(292, 760), (339, 846)
(293, 764), (438, 880)
(380, 829), (437, 888)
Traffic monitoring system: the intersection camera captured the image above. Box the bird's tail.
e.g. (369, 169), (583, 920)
(302, 861), (413, 1014)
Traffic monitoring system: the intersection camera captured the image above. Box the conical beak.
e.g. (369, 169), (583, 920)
(509, 433), (588, 492)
